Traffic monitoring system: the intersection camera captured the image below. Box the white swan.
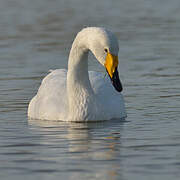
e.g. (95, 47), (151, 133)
(28, 27), (126, 122)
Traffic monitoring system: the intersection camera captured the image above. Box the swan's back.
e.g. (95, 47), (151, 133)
(28, 69), (68, 120)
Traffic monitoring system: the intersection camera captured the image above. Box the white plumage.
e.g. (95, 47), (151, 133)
(28, 27), (126, 122)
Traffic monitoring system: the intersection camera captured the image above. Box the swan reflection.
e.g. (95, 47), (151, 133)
(28, 119), (125, 180)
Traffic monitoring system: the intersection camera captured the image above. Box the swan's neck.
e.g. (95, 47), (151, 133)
(68, 44), (92, 93)
(67, 39), (96, 121)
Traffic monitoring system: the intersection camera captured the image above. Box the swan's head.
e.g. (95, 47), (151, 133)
(79, 27), (122, 92)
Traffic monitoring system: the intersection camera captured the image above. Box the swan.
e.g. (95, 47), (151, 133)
(28, 27), (126, 122)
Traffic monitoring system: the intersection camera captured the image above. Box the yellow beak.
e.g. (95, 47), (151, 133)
(104, 52), (118, 78)
(104, 52), (123, 92)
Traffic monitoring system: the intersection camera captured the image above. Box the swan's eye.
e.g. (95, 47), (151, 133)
(104, 48), (108, 53)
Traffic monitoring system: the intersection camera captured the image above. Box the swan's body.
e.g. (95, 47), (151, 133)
(28, 27), (126, 122)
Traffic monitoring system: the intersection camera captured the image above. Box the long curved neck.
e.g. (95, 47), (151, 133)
(67, 36), (95, 121)
(67, 40), (93, 95)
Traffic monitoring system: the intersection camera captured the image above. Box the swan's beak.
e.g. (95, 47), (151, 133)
(104, 52), (123, 92)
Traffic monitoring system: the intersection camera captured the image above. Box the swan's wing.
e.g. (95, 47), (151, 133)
(89, 71), (126, 118)
(28, 69), (68, 120)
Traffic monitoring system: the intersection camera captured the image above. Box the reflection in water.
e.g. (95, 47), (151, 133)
(28, 119), (125, 180)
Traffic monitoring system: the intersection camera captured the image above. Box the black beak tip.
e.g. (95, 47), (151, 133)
(112, 80), (123, 92)
(111, 68), (123, 93)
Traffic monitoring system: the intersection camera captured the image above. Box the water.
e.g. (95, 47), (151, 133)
(0, 0), (180, 179)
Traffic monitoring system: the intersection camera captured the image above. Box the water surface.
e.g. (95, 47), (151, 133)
(0, 0), (180, 179)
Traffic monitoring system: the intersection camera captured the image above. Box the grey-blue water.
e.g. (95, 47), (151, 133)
(0, 0), (180, 179)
